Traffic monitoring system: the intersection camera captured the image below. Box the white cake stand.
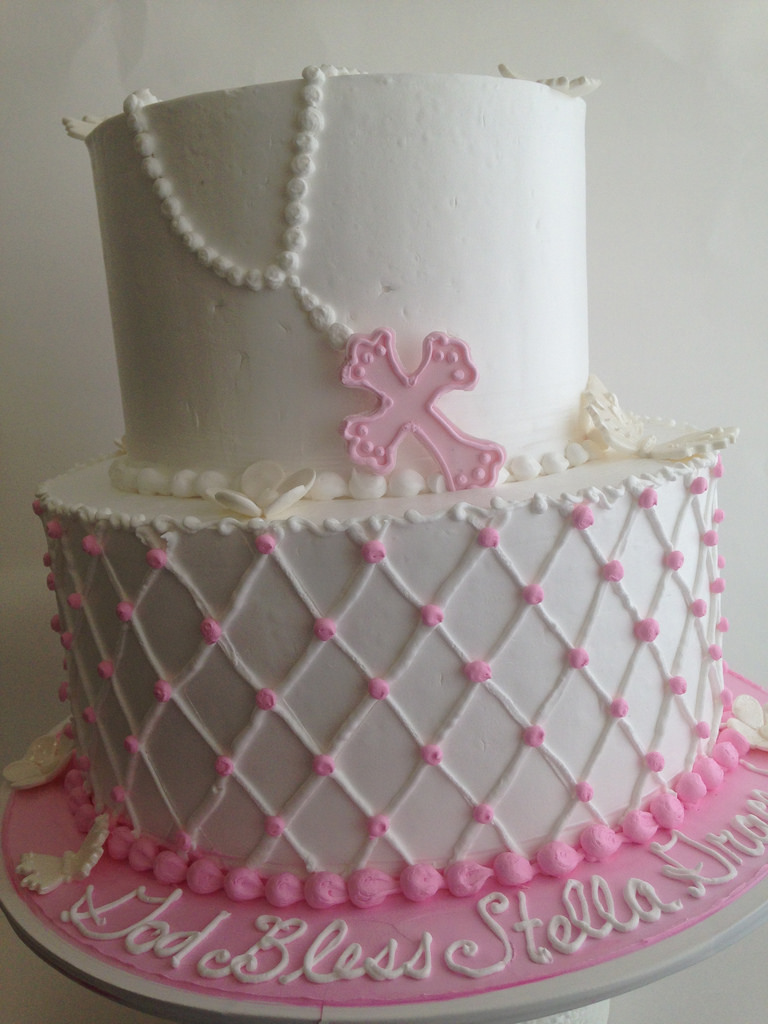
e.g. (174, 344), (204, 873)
(3, 797), (768, 1024)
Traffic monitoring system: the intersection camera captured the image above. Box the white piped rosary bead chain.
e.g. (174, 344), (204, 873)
(302, 64), (327, 85)
(122, 66), (366, 349)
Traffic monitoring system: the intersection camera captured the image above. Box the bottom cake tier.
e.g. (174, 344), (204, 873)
(34, 451), (728, 890)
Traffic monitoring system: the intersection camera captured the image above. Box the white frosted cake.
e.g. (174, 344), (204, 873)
(4, 66), (759, 1020)
(38, 62), (738, 889)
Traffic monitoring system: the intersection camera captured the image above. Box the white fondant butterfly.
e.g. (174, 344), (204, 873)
(581, 375), (737, 461)
(3, 726), (76, 789)
(16, 814), (110, 894)
(61, 114), (105, 140)
(727, 694), (768, 752)
(581, 376), (647, 455)
(498, 65), (601, 97)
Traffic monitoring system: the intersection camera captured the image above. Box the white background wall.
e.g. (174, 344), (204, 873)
(1, 2), (767, 1021)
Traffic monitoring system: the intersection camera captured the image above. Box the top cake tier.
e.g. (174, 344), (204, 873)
(83, 69), (589, 498)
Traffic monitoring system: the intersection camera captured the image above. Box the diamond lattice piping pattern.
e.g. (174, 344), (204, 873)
(47, 464), (724, 875)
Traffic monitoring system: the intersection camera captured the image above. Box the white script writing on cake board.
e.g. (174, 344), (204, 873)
(57, 787), (768, 987)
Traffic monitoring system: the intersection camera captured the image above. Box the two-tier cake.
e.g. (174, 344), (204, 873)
(3, 66), (765, 1023)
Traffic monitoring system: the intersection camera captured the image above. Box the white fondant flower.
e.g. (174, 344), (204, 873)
(726, 694), (768, 751)
(211, 461), (316, 520)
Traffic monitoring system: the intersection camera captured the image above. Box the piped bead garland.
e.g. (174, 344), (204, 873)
(124, 66), (355, 351)
(121, 64), (598, 355)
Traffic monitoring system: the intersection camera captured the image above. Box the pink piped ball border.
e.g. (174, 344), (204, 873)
(58, 703), (750, 913)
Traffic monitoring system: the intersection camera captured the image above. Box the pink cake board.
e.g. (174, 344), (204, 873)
(3, 668), (768, 1024)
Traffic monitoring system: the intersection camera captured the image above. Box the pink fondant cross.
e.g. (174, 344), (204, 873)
(340, 328), (506, 491)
